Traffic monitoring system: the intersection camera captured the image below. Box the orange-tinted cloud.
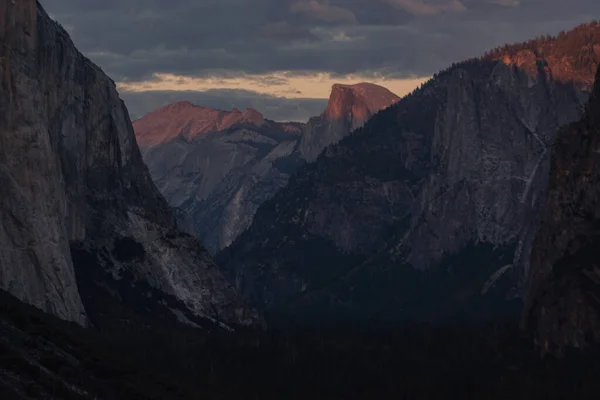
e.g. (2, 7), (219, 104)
(118, 71), (430, 100)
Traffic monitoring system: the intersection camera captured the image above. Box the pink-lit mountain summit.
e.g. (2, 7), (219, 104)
(133, 82), (400, 251)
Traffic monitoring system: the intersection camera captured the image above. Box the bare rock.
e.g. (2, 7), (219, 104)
(299, 83), (400, 162)
(0, 0), (261, 329)
(523, 64), (600, 355)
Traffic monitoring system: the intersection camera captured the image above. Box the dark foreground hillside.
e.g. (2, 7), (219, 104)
(1, 290), (600, 400)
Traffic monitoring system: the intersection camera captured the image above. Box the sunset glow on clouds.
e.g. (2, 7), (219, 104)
(117, 72), (430, 100)
(43, 0), (600, 121)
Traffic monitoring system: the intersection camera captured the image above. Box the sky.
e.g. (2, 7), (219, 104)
(42, 0), (599, 122)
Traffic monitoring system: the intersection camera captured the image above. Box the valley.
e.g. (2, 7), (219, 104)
(1, 1), (600, 398)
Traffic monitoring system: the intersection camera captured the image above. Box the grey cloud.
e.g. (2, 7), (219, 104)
(383, 0), (520, 16)
(488, 0), (520, 6)
(37, 0), (600, 131)
(42, 0), (600, 82)
(383, 0), (466, 16)
(290, 0), (358, 24)
(119, 89), (328, 122)
(258, 21), (318, 41)
(41, 0), (600, 121)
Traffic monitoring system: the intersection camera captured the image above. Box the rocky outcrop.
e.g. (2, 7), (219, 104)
(0, 0), (260, 329)
(134, 83), (397, 252)
(523, 64), (600, 356)
(219, 23), (600, 321)
(299, 83), (400, 162)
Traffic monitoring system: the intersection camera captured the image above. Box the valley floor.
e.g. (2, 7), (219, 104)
(1, 290), (599, 399)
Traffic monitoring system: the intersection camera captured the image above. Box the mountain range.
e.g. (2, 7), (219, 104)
(134, 82), (400, 252)
(2, 1), (600, 397)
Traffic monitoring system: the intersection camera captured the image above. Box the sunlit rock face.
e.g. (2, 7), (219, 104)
(299, 83), (401, 162)
(0, 0), (261, 329)
(133, 83), (398, 252)
(524, 64), (600, 356)
(219, 23), (600, 322)
(134, 102), (270, 148)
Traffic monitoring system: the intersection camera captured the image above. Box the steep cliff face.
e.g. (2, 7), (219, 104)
(219, 23), (600, 320)
(0, 0), (87, 324)
(299, 83), (400, 162)
(0, 0), (260, 328)
(523, 65), (600, 356)
(134, 103), (305, 252)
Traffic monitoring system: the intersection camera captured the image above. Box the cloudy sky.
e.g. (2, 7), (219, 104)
(42, 0), (599, 121)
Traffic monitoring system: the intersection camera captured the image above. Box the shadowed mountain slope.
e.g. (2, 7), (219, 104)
(218, 22), (600, 324)
(524, 63), (600, 356)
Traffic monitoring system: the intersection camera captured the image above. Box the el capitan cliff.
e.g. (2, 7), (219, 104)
(0, 0), (260, 329)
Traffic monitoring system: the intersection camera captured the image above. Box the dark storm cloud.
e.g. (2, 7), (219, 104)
(258, 21), (318, 41)
(42, 0), (600, 81)
(290, 0), (358, 24)
(40, 0), (600, 118)
(120, 89), (328, 122)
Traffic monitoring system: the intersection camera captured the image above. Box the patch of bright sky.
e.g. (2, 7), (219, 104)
(117, 72), (431, 99)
